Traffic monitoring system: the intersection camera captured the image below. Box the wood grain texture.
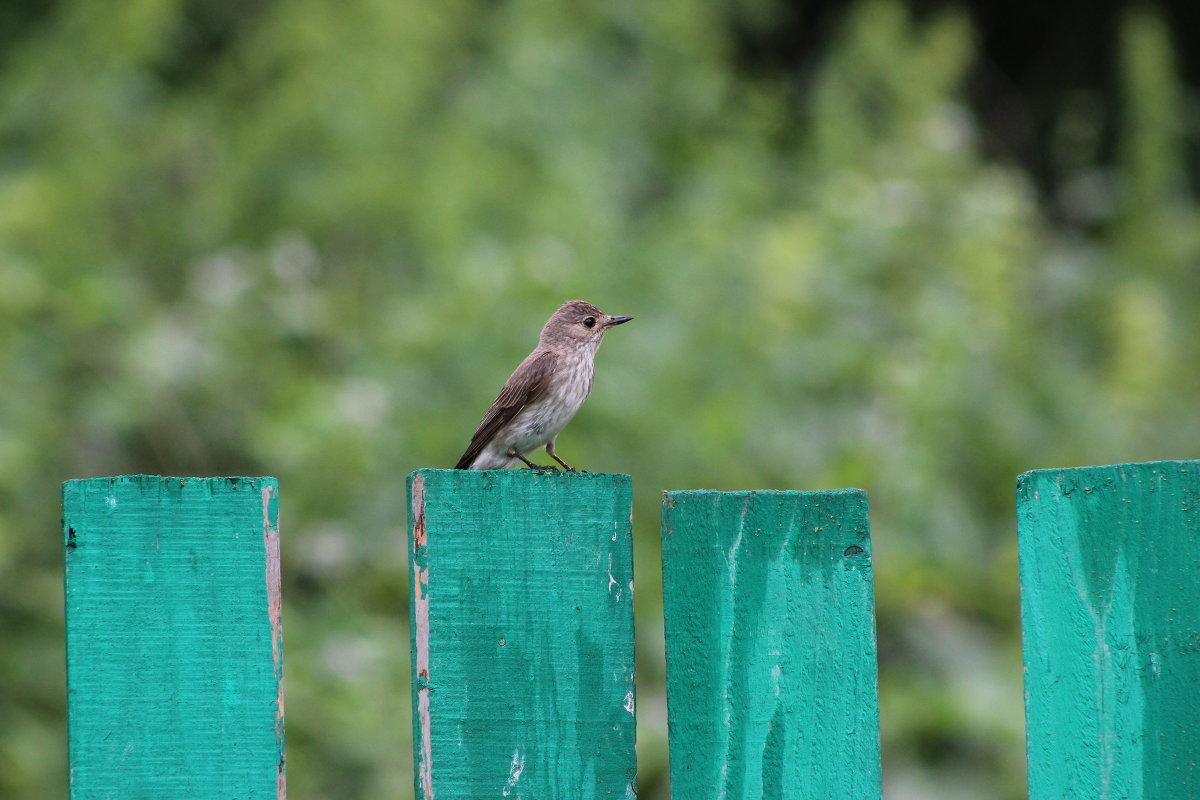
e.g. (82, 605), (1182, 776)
(407, 469), (636, 800)
(661, 490), (882, 800)
(1018, 460), (1200, 800)
(62, 475), (285, 800)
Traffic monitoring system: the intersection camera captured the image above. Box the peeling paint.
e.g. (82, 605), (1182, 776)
(501, 748), (525, 797)
(411, 473), (435, 799)
(412, 475), (427, 548)
(261, 484), (286, 799)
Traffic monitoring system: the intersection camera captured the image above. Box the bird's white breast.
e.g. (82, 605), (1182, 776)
(505, 352), (594, 452)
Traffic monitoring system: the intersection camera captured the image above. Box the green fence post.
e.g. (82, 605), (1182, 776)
(407, 469), (636, 800)
(660, 489), (882, 800)
(62, 475), (285, 800)
(1018, 460), (1200, 799)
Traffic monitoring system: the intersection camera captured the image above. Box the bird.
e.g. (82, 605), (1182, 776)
(454, 300), (633, 470)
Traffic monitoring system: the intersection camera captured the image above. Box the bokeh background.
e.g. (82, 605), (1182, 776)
(3, 0), (1199, 797)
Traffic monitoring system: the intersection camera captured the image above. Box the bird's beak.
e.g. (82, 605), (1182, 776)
(604, 316), (634, 327)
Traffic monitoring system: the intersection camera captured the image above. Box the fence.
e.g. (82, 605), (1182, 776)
(59, 460), (1199, 799)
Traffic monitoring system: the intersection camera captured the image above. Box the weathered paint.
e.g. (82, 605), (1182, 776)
(661, 489), (882, 800)
(410, 473), (435, 800)
(62, 475), (286, 800)
(406, 469), (636, 800)
(262, 485), (286, 797)
(1018, 460), (1200, 800)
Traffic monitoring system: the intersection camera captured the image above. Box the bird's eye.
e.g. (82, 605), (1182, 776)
(583, 317), (596, 328)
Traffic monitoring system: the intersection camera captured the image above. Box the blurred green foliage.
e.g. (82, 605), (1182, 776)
(2, 1), (1198, 798)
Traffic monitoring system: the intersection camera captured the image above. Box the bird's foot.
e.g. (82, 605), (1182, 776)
(547, 454), (576, 472)
(512, 450), (558, 471)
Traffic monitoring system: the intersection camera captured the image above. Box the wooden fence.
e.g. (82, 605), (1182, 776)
(62, 476), (285, 800)
(60, 460), (1199, 799)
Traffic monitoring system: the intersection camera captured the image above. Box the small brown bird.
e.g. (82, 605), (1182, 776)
(454, 300), (633, 470)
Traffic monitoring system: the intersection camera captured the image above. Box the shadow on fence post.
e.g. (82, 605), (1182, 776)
(1018, 460), (1200, 799)
(406, 469), (636, 800)
(660, 489), (882, 800)
(62, 475), (286, 800)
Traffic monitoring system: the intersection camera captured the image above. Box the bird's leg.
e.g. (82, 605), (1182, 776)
(545, 441), (578, 472)
(509, 447), (557, 470)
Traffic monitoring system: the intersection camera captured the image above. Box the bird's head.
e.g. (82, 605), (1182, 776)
(540, 300), (633, 349)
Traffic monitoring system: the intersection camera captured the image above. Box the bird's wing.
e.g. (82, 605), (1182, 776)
(454, 349), (558, 469)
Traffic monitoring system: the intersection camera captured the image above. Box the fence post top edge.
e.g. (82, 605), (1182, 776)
(662, 487), (868, 500)
(1017, 459), (1200, 484)
(62, 475), (278, 489)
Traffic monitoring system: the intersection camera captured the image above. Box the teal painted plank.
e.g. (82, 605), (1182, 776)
(407, 469), (636, 800)
(63, 475), (285, 800)
(661, 490), (882, 800)
(1018, 460), (1200, 800)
